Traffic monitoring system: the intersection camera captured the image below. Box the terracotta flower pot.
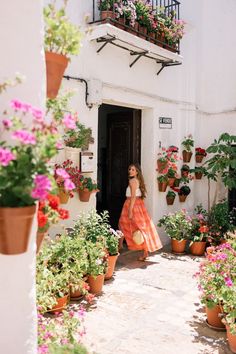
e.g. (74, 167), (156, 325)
(49, 294), (69, 314)
(0, 205), (36, 255)
(156, 33), (165, 47)
(58, 188), (70, 204)
(105, 254), (119, 280)
(179, 194), (187, 203)
(36, 231), (46, 254)
(88, 274), (105, 294)
(226, 326), (236, 353)
(168, 177), (176, 187)
(157, 160), (167, 172)
(45, 51), (69, 99)
(206, 305), (225, 329)
(196, 155), (204, 163)
(70, 279), (87, 298)
(181, 170), (189, 178)
(138, 25), (147, 39)
(171, 239), (187, 254)
(182, 150), (192, 163)
(101, 10), (115, 21)
(158, 181), (168, 192)
(115, 17), (125, 30)
(166, 196), (175, 205)
(195, 172), (203, 180)
(78, 188), (91, 202)
(190, 241), (206, 256)
(149, 32), (155, 43)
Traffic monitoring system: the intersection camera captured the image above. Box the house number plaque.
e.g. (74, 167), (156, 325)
(159, 117), (172, 129)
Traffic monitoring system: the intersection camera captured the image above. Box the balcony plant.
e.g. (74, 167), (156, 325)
(166, 190), (176, 206)
(178, 185), (191, 202)
(54, 160), (77, 204)
(133, 0), (151, 38)
(0, 99), (59, 255)
(158, 209), (192, 254)
(195, 147), (207, 163)
(77, 175), (98, 202)
(122, 1), (137, 28)
(181, 134), (194, 162)
(37, 194), (69, 252)
(157, 174), (168, 192)
(44, 1), (82, 98)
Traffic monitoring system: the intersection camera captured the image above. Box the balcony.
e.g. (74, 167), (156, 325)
(89, 0), (183, 73)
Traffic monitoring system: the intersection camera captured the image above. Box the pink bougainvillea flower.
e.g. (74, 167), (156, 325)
(62, 113), (76, 129)
(64, 178), (75, 191)
(56, 168), (70, 179)
(0, 147), (15, 166)
(2, 119), (12, 129)
(12, 129), (36, 145)
(31, 174), (52, 200)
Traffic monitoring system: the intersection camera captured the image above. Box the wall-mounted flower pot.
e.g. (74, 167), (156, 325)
(0, 205), (36, 255)
(64, 146), (81, 168)
(168, 177), (176, 187)
(196, 155), (204, 163)
(36, 231), (46, 254)
(58, 188), (70, 204)
(78, 188), (91, 202)
(101, 10), (115, 21)
(88, 274), (105, 294)
(171, 239), (187, 254)
(45, 51), (69, 99)
(179, 194), (187, 203)
(166, 196), (175, 205)
(206, 305), (225, 329)
(226, 326), (236, 353)
(189, 241), (206, 256)
(182, 150), (192, 163)
(158, 181), (168, 192)
(105, 253), (119, 280)
(181, 170), (189, 178)
(157, 160), (167, 172)
(195, 172), (203, 180)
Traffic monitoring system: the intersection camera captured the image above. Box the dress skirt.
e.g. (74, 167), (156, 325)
(119, 197), (162, 252)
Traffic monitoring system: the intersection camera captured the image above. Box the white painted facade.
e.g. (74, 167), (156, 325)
(0, 0), (236, 352)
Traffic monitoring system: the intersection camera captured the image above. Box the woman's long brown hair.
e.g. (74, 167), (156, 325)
(128, 163), (147, 199)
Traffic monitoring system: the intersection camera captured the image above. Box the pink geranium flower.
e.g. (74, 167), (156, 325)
(31, 174), (52, 200)
(62, 113), (76, 129)
(12, 129), (36, 145)
(0, 147), (15, 166)
(64, 178), (75, 191)
(2, 119), (12, 129)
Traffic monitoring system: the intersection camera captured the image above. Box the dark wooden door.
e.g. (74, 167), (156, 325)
(106, 110), (141, 228)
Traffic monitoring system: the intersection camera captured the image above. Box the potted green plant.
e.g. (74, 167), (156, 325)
(0, 99), (59, 255)
(104, 227), (123, 280)
(195, 147), (207, 163)
(181, 134), (194, 162)
(178, 185), (191, 202)
(134, 0), (150, 38)
(166, 190), (176, 205)
(158, 209), (192, 254)
(44, 1), (82, 98)
(98, 0), (116, 20)
(181, 164), (190, 178)
(193, 166), (205, 180)
(77, 175), (98, 202)
(189, 207), (208, 256)
(167, 167), (176, 186)
(157, 174), (168, 192)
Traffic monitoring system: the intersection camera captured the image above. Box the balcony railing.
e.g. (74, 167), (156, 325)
(90, 0), (182, 54)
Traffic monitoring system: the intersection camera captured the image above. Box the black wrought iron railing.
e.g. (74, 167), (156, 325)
(90, 0), (181, 53)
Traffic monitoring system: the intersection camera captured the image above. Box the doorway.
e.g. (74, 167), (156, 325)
(97, 104), (141, 228)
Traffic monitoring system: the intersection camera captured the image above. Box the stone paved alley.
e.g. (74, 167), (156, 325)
(82, 247), (231, 354)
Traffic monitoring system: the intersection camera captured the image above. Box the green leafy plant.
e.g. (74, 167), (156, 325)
(64, 121), (93, 150)
(181, 164), (190, 172)
(167, 167), (176, 178)
(178, 185), (191, 196)
(158, 209), (192, 241)
(181, 134), (194, 152)
(77, 175), (98, 192)
(44, 1), (82, 57)
(98, 0), (115, 11)
(204, 133), (236, 189)
(46, 89), (76, 123)
(157, 174), (168, 183)
(166, 190), (176, 198)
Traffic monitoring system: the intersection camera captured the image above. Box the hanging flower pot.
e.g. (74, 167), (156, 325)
(36, 231), (46, 254)
(48, 294), (69, 314)
(168, 177), (176, 187)
(157, 159), (167, 173)
(88, 274), (105, 294)
(64, 146), (81, 168)
(158, 181), (168, 192)
(196, 155), (204, 163)
(105, 254), (119, 280)
(45, 51), (69, 99)
(205, 305), (225, 329)
(166, 191), (176, 206)
(58, 188), (70, 204)
(182, 150), (192, 163)
(171, 239), (187, 254)
(0, 205), (36, 255)
(78, 188), (92, 202)
(179, 194), (187, 203)
(226, 326), (236, 353)
(195, 171), (203, 180)
(190, 241), (206, 256)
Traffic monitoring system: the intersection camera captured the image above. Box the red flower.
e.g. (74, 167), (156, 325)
(58, 208), (69, 220)
(199, 225), (209, 233)
(47, 194), (60, 210)
(38, 210), (48, 228)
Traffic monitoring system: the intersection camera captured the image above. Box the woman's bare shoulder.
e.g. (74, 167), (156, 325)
(129, 178), (138, 187)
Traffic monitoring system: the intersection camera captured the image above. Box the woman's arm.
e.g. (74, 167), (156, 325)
(128, 179), (138, 219)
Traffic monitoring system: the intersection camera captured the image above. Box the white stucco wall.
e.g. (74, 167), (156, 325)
(0, 1), (44, 353)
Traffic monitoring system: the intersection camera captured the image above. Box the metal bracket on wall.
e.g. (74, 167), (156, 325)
(130, 50), (148, 68)
(63, 75), (92, 109)
(156, 61), (182, 76)
(96, 36), (116, 53)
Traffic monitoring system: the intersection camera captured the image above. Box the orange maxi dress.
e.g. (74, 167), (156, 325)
(119, 187), (162, 253)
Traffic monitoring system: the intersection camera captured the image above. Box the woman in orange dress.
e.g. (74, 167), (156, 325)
(119, 163), (162, 260)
